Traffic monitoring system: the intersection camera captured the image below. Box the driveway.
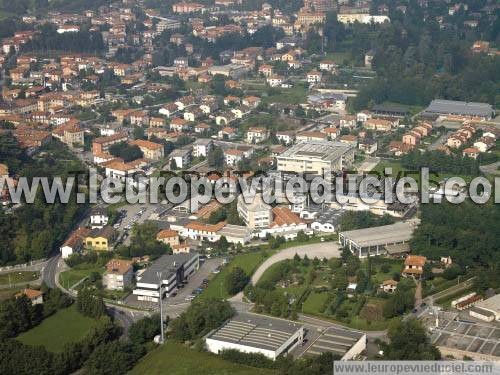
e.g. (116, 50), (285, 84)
(251, 242), (340, 285)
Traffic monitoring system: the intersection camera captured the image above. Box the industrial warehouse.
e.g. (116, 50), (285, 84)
(205, 313), (305, 360)
(304, 327), (366, 360)
(422, 99), (495, 120)
(338, 221), (418, 257)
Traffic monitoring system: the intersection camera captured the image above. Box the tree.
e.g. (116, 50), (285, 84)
(128, 314), (161, 345)
(382, 318), (441, 360)
(225, 266), (250, 295)
(76, 288), (107, 318)
(84, 341), (144, 375)
(109, 142), (143, 162)
(207, 146), (224, 170)
(170, 298), (234, 341)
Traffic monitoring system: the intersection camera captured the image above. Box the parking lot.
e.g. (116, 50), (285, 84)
(112, 203), (171, 245)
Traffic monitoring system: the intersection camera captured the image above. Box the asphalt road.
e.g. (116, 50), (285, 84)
(42, 254), (60, 288)
(251, 241), (341, 285)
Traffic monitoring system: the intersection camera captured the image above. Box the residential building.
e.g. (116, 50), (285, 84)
(181, 221), (225, 242)
(192, 138), (213, 158)
(84, 227), (116, 252)
(237, 193), (272, 229)
(60, 227), (90, 259)
(170, 148), (191, 169)
(246, 127), (269, 143)
(90, 207), (109, 229)
(131, 139), (164, 160)
(156, 229), (180, 247)
(380, 279), (398, 293)
(402, 255), (427, 278)
(16, 289), (43, 305)
(103, 259), (133, 290)
(224, 148), (245, 166)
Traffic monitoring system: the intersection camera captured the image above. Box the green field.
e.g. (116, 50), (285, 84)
(0, 271), (39, 285)
(130, 341), (276, 375)
(59, 264), (104, 289)
(323, 52), (352, 64)
(262, 84), (308, 105)
(303, 291), (329, 314)
(200, 251), (272, 300)
(17, 305), (98, 352)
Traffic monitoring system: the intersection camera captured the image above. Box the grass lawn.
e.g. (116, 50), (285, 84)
(324, 52), (352, 64)
(370, 259), (403, 284)
(200, 251), (272, 300)
(130, 341), (276, 375)
(59, 264), (104, 289)
(17, 305), (98, 352)
(0, 271), (39, 285)
(302, 291), (329, 314)
(262, 84), (307, 105)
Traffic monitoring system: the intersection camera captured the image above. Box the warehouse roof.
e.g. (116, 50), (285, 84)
(278, 141), (354, 162)
(305, 326), (365, 357)
(475, 294), (500, 315)
(207, 313), (303, 352)
(423, 99), (493, 118)
(339, 221), (417, 248)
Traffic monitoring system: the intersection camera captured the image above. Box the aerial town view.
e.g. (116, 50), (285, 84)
(0, 0), (499, 374)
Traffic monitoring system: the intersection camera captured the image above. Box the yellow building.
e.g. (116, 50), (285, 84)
(85, 227), (116, 251)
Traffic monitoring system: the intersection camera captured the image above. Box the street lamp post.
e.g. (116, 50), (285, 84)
(157, 271), (165, 344)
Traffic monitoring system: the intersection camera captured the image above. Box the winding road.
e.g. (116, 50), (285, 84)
(251, 241), (341, 285)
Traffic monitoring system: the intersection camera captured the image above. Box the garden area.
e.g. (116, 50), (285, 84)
(245, 250), (409, 330)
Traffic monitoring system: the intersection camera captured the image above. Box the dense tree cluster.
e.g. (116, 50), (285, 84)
(401, 150), (480, 176)
(225, 266), (250, 295)
(0, 295), (43, 339)
(381, 318), (441, 360)
(76, 288), (107, 318)
(22, 24), (105, 53)
(338, 211), (395, 232)
(128, 314), (161, 345)
(382, 278), (416, 318)
(0, 135), (88, 265)
(116, 222), (172, 259)
(411, 200), (500, 290)
(169, 298), (234, 341)
(108, 141), (143, 162)
(340, 3), (500, 111)
(0, 316), (121, 375)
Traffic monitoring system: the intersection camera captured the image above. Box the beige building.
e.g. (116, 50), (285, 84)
(131, 139), (164, 160)
(276, 141), (355, 174)
(156, 229), (180, 247)
(237, 193), (272, 229)
(103, 259), (133, 290)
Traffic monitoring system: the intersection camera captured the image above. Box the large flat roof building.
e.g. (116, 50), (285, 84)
(474, 294), (500, 321)
(276, 141), (355, 174)
(339, 221), (418, 257)
(422, 99), (494, 120)
(304, 326), (366, 360)
(133, 252), (199, 302)
(206, 312), (304, 360)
